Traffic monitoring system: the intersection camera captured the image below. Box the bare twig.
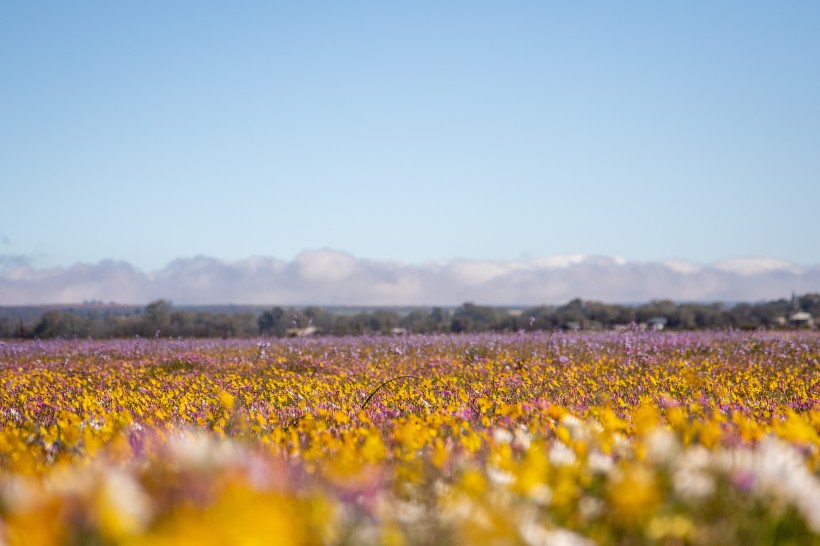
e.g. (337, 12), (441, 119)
(361, 375), (420, 410)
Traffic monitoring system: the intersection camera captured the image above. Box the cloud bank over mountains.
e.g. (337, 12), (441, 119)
(1, 250), (818, 306)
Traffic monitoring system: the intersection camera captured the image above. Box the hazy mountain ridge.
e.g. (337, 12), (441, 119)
(1, 251), (818, 306)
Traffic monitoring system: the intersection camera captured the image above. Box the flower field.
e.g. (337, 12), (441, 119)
(1, 331), (819, 545)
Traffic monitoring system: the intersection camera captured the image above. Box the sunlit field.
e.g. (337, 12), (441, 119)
(1, 331), (819, 545)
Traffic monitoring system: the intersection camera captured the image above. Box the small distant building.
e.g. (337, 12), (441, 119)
(286, 326), (320, 337)
(647, 317), (668, 331)
(789, 312), (814, 329)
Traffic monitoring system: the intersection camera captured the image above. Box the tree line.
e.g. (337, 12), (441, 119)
(1, 294), (817, 340)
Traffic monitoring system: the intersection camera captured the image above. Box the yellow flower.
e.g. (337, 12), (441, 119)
(633, 404), (660, 436)
(430, 438), (449, 469)
(608, 465), (659, 524)
(775, 410), (820, 445)
(361, 431), (387, 462)
(217, 390), (235, 412)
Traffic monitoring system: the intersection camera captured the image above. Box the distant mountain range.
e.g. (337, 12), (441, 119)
(2, 251), (818, 306)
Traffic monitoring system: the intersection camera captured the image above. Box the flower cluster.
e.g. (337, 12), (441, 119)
(0, 331), (818, 545)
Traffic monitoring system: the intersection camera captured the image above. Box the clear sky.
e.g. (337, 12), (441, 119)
(2, 2), (819, 301)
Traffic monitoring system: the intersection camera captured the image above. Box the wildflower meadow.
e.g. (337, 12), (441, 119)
(1, 330), (819, 545)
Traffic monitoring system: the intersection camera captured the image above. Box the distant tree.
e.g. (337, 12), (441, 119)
(697, 303), (726, 328)
(399, 309), (426, 333)
(7, 292), (819, 340)
(0, 316), (18, 338)
(141, 299), (172, 336)
(557, 299), (586, 328)
(258, 307), (287, 337)
(585, 301), (621, 326)
(170, 311), (197, 337)
(452, 303), (502, 333)
(373, 310), (400, 333)
(400, 307), (451, 333)
(430, 307), (449, 331)
(303, 306), (332, 331)
(800, 294), (820, 315)
(33, 311), (67, 338)
(521, 305), (559, 331)
(674, 305), (698, 329)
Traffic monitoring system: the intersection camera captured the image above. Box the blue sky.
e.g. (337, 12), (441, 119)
(1, 2), (819, 304)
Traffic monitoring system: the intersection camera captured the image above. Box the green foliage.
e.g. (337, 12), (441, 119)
(2, 294), (818, 339)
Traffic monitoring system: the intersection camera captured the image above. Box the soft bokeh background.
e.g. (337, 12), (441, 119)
(2, 2), (818, 303)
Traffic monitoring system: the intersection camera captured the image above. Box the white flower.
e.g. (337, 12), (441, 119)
(549, 442), (577, 466)
(391, 499), (426, 524)
(487, 466), (515, 486)
(167, 431), (241, 469)
(1, 476), (37, 512)
(586, 450), (614, 475)
(673, 467), (715, 500)
(645, 428), (680, 466)
(527, 484), (552, 505)
(519, 521), (595, 546)
(99, 469), (152, 534)
(672, 446), (714, 500)
(513, 427), (533, 451)
(493, 428), (514, 444)
(716, 437), (820, 532)
(578, 496), (604, 519)
(560, 414), (583, 430)
(560, 414), (599, 442)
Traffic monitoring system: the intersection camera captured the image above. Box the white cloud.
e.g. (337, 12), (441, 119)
(712, 256), (805, 276)
(448, 261), (512, 285)
(0, 251), (818, 306)
(294, 249), (358, 283)
(531, 254), (589, 269)
(661, 259), (703, 275)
